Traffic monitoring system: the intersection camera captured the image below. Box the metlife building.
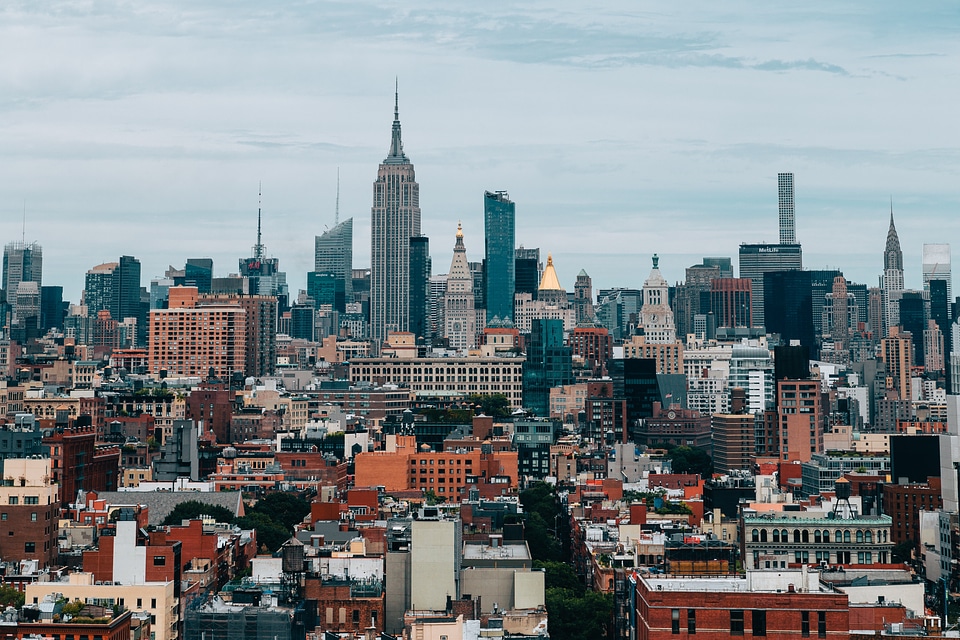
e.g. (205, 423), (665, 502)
(738, 242), (802, 329)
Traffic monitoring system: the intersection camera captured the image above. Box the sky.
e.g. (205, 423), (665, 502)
(1, 1), (959, 303)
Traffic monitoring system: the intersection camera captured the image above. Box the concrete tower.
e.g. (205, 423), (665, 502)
(443, 223), (476, 351)
(640, 254), (676, 343)
(778, 172), (795, 244)
(370, 86), (421, 349)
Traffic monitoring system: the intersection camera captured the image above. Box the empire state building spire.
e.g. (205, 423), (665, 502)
(386, 79), (407, 164)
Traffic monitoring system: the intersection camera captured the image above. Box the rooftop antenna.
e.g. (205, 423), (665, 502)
(255, 182), (264, 261)
(335, 167), (340, 226)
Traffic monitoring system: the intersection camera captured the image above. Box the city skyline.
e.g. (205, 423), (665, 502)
(1, 1), (959, 300)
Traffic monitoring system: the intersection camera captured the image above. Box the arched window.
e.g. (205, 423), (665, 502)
(865, 531), (873, 543)
(772, 529), (780, 543)
(752, 529), (760, 542)
(843, 530), (851, 543)
(814, 530), (822, 543)
(782, 529), (788, 541)
(760, 529), (768, 542)
(793, 530), (801, 543)
(856, 530), (864, 543)
(802, 530), (809, 543)
(835, 530), (843, 543)
(823, 530), (830, 542)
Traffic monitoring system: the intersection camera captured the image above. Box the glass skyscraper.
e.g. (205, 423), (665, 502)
(483, 190), (515, 323)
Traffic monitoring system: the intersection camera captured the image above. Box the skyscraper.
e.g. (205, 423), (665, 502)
(574, 269), (594, 325)
(370, 88), (421, 349)
(778, 172), (795, 244)
(922, 243), (951, 301)
(443, 223), (476, 351)
(483, 190), (515, 322)
(409, 236), (431, 344)
(315, 218), (354, 310)
(882, 206), (904, 336)
(738, 243), (802, 328)
(240, 189), (290, 311)
(2, 241), (42, 325)
(640, 255), (676, 343)
(514, 247), (541, 300)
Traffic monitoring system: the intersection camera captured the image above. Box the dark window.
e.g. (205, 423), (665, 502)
(353, 609), (360, 624)
(731, 610), (744, 636)
(801, 612), (810, 637)
(672, 609), (680, 634)
(817, 612), (826, 638)
(153, 555), (166, 566)
(752, 610), (766, 636)
(687, 609), (696, 634)
(24, 542), (35, 553)
(151, 598), (157, 609)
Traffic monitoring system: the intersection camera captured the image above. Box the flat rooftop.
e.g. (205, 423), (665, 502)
(462, 542), (531, 561)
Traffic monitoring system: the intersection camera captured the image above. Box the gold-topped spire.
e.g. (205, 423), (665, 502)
(539, 252), (563, 291)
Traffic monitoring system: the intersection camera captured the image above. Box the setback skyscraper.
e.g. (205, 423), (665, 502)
(370, 89), (421, 349)
(882, 206), (904, 337)
(739, 243), (802, 328)
(922, 243), (951, 301)
(314, 218), (354, 312)
(483, 190), (515, 323)
(2, 241), (42, 326)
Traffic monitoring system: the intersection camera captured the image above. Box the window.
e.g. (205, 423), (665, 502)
(672, 609), (680, 634)
(817, 612), (826, 638)
(752, 610), (766, 636)
(151, 599), (157, 609)
(801, 612), (810, 637)
(136, 599), (142, 608)
(731, 610), (744, 636)
(24, 542), (35, 553)
(1, 514), (5, 521)
(8, 497), (17, 505)
(153, 555), (167, 566)
(24, 496), (39, 505)
(31, 513), (37, 521)
(352, 609), (360, 624)
(687, 609), (696, 634)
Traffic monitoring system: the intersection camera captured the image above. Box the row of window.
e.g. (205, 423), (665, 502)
(750, 528), (886, 544)
(672, 609), (827, 637)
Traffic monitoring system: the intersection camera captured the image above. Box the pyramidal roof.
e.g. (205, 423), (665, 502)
(539, 253), (563, 291)
(884, 203), (903, 271)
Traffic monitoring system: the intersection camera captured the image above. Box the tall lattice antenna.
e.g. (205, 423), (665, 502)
(255, 182), (264, 261)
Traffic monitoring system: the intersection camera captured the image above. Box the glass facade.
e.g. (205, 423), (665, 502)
(483, 191), (515, 322)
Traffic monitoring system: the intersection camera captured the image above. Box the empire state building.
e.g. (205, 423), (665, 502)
(370, 89), (421, 349)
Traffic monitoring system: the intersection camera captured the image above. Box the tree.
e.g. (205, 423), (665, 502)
(467, 393), (512, 419)
(162, 500), (235, 526)
(0, 584), (24, 609)
(247, 492), (311, 530)
(666, 445), (713, 477)
(234, 512), (291, 553)
(534, 560), (582, 595)
(545, 588), (613, 640)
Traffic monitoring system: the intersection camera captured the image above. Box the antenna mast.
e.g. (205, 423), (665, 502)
(335, 167), (340, 226)
(255, 182), (264, 261)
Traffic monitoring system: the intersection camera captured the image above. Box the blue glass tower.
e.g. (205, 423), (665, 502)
(483, 190), (515, 323)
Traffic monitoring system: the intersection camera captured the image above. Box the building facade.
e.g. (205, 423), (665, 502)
(484, 191), (516, 323)
(370, 90), (421, 349)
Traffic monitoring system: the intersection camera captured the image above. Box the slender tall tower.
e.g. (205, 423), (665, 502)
(3, 241), (42, 326)
(882, 204), (904, 337)
(443, 223), (476, 351)
(483, 190), (515, 323)
(778, 172), (795, 244)
(370, 86), (421, 349)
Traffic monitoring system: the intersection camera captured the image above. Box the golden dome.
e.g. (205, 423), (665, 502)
(539, 253), (563, 291)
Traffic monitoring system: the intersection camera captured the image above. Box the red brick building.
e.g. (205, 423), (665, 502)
(632, 571), (849, 640)
(304, 577), (385, 635)
(569, 326), (613, 377)
(882, 478), (942, 550)
(44, 421), (120, 504)
(185, 382), (236, 444)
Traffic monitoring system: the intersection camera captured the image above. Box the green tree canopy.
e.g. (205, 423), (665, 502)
(161, 500), (236, 526)
(247, 492), (311, 530)
(466, 394), (512, 419)
(545, 588), (613, 640)
(666, 445), (714, 478)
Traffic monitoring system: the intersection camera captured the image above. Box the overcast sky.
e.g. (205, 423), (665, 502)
(1, 1), (958, 303)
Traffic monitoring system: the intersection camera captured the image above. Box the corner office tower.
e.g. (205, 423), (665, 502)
(370, 89), (421, 349)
